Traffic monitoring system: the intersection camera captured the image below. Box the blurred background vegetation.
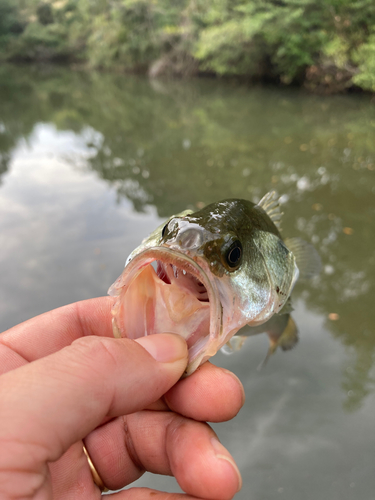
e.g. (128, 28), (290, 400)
(1, 0), (375, 93)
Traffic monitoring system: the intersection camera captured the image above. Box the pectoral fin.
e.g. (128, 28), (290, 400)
(277, 296), (294, 316)
(284, 237), (321, 279)
(257, 315), (298, 370)
(221, 335), (248, 355)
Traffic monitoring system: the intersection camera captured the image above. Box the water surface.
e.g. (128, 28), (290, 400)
(0, 65), (374, 499)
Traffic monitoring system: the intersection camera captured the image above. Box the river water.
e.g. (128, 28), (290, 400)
(0, 65), (374, 499)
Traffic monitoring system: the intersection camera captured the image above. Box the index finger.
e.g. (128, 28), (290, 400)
(0, 334), (189, 499)
(0, 297), (114, 362)
(0, 297), (245, 425)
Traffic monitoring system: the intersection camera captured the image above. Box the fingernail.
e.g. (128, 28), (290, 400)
(135, 333), (188, 364)
(211, 437), (242, 492)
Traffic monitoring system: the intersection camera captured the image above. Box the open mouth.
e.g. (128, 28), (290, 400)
(153, 260), (210, 302)
(108, 247), (222, 370)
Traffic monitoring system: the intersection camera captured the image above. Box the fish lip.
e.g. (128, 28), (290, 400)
(108, 247), (222, 374)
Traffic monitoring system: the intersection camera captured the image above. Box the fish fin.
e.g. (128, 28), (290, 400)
(276, 296), (294, 316)
(257, 191), (283, 230)
(257, 316), (298, 370)
(257, 342), (278, 370)
(284, 237), (322, 279)
(278, 316), (299, 351)
(221, 336), (247, 355)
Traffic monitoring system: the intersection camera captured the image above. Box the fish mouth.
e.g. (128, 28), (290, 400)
(108, 247), (222, 375)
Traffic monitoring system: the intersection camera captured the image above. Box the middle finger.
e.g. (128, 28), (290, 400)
(164, 361), (244, 422)
(84, 411), (241, 500)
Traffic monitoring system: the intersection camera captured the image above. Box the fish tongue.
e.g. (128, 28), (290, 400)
(158, 280), (210, 346)
(161, 283), (203, 322)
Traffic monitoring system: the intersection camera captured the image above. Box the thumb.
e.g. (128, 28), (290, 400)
(0, 333), (187, 492)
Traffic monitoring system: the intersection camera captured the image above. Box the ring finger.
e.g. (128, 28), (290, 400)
(83, 411), (242, 500)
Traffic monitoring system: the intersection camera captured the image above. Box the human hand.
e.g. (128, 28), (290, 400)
(0, 297), (244, 499)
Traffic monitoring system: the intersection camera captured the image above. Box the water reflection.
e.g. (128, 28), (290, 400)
(0, 65), (374, 415)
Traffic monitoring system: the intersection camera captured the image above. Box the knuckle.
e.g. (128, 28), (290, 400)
(71, 336), (121, 372)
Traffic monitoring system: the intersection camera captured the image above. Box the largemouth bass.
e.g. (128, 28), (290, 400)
(108, 192), (320, 375)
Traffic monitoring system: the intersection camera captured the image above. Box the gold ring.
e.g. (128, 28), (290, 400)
(83, 444), (109, 493)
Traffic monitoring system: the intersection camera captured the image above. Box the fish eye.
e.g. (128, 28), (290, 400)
(223, 239), (242, 270)
(161, 223), (168, 238)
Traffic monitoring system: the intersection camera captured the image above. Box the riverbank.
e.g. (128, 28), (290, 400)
(1, 0), (375, 94)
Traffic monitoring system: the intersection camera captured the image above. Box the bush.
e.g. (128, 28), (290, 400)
(0, 0), (24, 55)
(352, 35), (375, 92)
(37, 2), (54, 25)
(7, 22), (71, 61)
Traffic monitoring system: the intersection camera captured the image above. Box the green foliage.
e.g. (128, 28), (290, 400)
(7, 21), (72, 61)
(1, 0), (375, 92)
(323, 36), (351, 69)
(84, 1), (162, 69)
(193, 0), (330, 82)
(0, 0), (24, 52)
(37, 2), (54, 25)
(194, 20), (262, 75)
(352, 35), (375, 91)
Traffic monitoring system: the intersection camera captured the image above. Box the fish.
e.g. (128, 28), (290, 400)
(221, 308), (299, 370)
(108, 192), (321, 376)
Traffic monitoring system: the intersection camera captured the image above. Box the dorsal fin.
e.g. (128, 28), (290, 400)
(257, 191), (283, 230)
